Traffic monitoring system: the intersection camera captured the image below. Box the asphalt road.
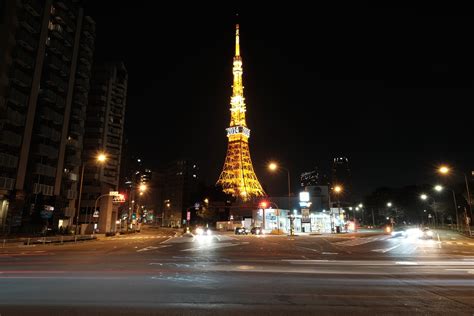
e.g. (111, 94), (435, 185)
(1, 227), (474, 315)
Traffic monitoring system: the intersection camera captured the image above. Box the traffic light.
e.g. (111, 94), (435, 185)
(131, 213), (136, 220)
(259, 201), (268, 209)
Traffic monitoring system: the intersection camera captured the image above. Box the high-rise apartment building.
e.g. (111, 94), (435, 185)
(161, 160), (199, 228)
(80, 62), (127, 233)
(331, 157), (352, 205)
(0, 0), (95, 233)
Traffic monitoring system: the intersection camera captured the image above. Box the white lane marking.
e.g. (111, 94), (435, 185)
(437, 233), (441, 249)
(181, 242), (243, 252)
(371, 244), (402, 253)
(136, 245), (170, 252)
(297, 246), (319, 252)
(395, 261), (418, 265)
(137, 246), (159, 252)
(445, 269), (474, 274)
(160, 236), (174, 244)
(322, 252), (338, 255)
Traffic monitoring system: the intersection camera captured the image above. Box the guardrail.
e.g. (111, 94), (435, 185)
(1, 235), (97, 248)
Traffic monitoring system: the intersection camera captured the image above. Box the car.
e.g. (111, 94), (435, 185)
(420, 227), (434, 239)
(195, 227), (212, 236)
(250, 227), (263, 235)
(234, 227), (249, 235)
(391, 227), (407, 238)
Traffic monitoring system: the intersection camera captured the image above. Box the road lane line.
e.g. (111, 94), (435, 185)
(160, 236), (174, 244)
(371, 244), (402, 253)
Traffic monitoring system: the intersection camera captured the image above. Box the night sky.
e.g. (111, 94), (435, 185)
(86, 3), (474, 198)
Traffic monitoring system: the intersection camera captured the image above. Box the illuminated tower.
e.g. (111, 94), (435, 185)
(217, 24), (265, 201)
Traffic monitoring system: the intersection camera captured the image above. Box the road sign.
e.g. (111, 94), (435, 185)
(93, 210), (99, 218)
(187, 211), (191, 221)
(109, 191), (119, 196)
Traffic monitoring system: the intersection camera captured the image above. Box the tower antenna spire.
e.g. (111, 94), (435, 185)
(235, 23), (240, 57)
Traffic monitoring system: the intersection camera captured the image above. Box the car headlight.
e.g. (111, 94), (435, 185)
(206, 229), (212, 236)
(427, 230), (433, 237)
(196, 228), (204, 235)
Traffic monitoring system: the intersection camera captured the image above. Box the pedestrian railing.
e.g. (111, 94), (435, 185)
(1, 235), (97, 248)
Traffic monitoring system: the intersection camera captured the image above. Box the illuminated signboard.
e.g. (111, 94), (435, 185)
(226, 126), (250, 137)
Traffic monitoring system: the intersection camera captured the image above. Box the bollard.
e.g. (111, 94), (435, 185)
(27, 238), (30, 246)
(74, 235), (77, 243)
(2, 239), (5, 248)
(43, 236), (46, 245)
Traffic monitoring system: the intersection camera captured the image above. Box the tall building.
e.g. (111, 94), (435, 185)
(161, 160), (199, 228)
(331, 157), (351, 205)
(0, 0), (95, 233)
(216, 24), (265, 201)
(80, 62), (127, 233)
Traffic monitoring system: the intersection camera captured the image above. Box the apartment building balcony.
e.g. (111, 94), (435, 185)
(79, 48), (93, 61)
(33, 183), (54, 196)
(77, 64), (90, 78)
(69, 123), (84, 136)
(75, 78), (90, 92)
(55, 94), (66, 108)
(35, 143), (59, 159)
(41, 89), (57, 104)
(8, 88), (29, 108)
(23, 0), (42, 17)
(82, 21), (96, 37)
(55, 8), (75, 32)
(16, 28), (38, 51)
(13, 47), (35, 70)
(66, 137), (81, 150)
(65, 153), (81, 167)
(0, 153), (19, 169)
(34, 163), (57, 178)
(62, 30), (74, 47)
(73, 93), (87, 105)
(11, 68), (32, 88)
(66, 189), (77, 200)
(47, 54), (64, 71)
(19, 12), (41, 34)
(70, 108), (84, 120)
(0, 177), (15, 190)
(38, 125), (61, 143)
(0, 131), (22, 147)
(48, 38), (63, 54)
(5, 107), (25, 127)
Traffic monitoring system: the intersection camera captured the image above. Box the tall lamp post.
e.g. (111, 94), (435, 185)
(75, 152), (107, 235)
(438, 165), (472, 232)
(268, 162), (291, 211)
(332, 185), (343, 233)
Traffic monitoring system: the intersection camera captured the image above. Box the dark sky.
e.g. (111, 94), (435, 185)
(86, 3), (474, 199)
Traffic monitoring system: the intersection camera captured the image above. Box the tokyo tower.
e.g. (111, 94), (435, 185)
(216, 24), (266, 201)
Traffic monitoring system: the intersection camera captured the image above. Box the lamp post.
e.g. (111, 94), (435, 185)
(438, 165), (472, 232)
(332, 185), (343, 233)
(433, 184), (458, 230)
(74, 153), (107, 235)
(268, 162), (291, 212)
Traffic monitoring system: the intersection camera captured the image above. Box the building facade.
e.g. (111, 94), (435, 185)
(161, 160), (199, 228)
(0, 0), (95, 233)
(81, 62), (127, 233)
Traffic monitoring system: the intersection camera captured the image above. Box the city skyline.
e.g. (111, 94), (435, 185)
(87, 5), (474, 198)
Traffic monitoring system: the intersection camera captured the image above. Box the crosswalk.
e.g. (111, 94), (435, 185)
(442, 241), (474, 246)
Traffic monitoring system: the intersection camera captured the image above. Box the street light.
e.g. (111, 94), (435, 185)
(420, 194), (428, 200)
(438, 164), (472, 233)
(434, 185), (443, 192)
(268, 162), (291, 212)
(387, 202), (392, 207)
(75, 152), (107, 235)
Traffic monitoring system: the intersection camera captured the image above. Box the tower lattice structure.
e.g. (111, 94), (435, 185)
(217, 24), (266, 201)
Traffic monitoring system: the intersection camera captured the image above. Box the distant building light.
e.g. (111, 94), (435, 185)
(299, 191), (310, 202)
